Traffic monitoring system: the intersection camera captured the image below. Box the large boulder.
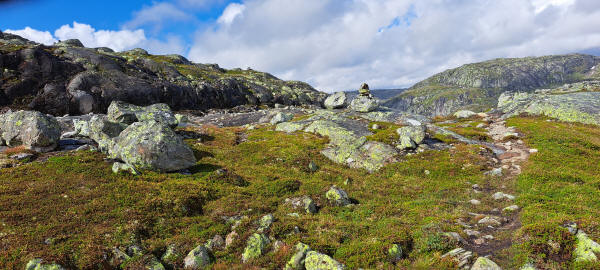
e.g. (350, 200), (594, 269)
(241, 233), (270, 262)
(349, 96), (378, 113)
(324, 92), (348, 109)
(109, 120), (196, 172)
(0, 111), (61, 152)
(107, 101), (178, 127)
(184, 245), (213, 269)
(285, 242), (311, 270)
(453, 110), (476, 119)
(86, 115), (128, 152)
(396, 125), (426, 149)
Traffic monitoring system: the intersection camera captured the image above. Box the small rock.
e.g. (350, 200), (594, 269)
(441, 248), (473, 269)
(470, 199), (481, 206)
(502, 132), (519, 140)
(471, 257), (501, 270)
(25, 259), (66, 270)
(308, 161), (319, 172)
(225, 231), (238, 247)
(503, 205), (520, 212)
(326, 185), (351, 206)
(270, 112), (294, 125)
(371, 124), (380, 130)
(483, 235), (495, 240)
(112, 162), (139, 175)
(454, 110), (477, 119)
(257, 214), (274, 232)
(487, 168), (503, 177)
(184, 245), (213, 269)
(242, 233), (270, 262)
(474, 238), (485, 245)
(205, 234), (224, 250)
(529, 149), (538, 153)
(304, 251), (345, 270)
(492, 192), (515, 201)
(476, 123), (487, 128)
(273, 240), (285, 252)
(9, 152), (34, 161)
(285, 242), (311, 270)
(424, 170), (431, 175)
(464, 229), (481, 237)
(61, 131), (78, 139)
(478, 216), (501, 226)
(388, 243), (403, 263)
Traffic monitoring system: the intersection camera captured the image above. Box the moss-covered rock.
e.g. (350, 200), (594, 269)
(396, 125), (426, 149)
(574, 231), (600, 262)
(349, 95), (378, 113)
(326, 185), (351, 206)
(304, 251), (345, 270)
(107, 101), (177, 127)
(471, 257), (501, 270)
(241, 233), (270, 263)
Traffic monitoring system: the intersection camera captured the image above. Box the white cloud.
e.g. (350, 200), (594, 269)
(4, 22), (185, 55)
(217, 3), (245, 25)
(189, 0), (600, 92)
(122, 2), (193, 32)
(4, 27), (57, 45)
(55, 22), (147, 52)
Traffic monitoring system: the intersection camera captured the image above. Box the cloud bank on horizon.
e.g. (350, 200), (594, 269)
(4, 0), (600, 92)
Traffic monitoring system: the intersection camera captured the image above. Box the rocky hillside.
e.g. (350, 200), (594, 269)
(383, 54), (600, 116)
(0, 31), (326, 116)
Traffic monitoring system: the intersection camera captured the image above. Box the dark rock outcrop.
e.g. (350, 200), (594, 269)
(0, 34), (326, 116)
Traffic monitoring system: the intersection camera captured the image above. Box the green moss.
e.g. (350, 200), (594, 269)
(365, 122), (402, 145)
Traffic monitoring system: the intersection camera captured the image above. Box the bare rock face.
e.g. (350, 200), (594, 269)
(0, 110), (61, 152)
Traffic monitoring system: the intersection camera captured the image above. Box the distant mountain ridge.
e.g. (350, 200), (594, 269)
(383, 54), (600, 116)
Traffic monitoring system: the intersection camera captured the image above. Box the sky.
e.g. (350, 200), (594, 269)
(1, 0), (600, 92)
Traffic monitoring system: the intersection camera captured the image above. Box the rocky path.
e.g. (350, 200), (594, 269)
(445, 114), (535, 269)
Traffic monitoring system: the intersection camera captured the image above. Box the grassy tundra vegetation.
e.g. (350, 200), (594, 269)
(0, 115), (599, 269)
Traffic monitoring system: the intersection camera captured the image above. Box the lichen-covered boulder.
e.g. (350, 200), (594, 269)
(87, 115), (128, 152)
(388, 244), (403, 263)
(326, 186), (351, 206)
(324, 92), (348, 109)
(107, 101), (177, 127)
(396, 125), (426, 149)
(574, 231), (600, 262)
(349, 96), (378, 113)
(258, 214), (274, 232)
(453, 110), (477, 119)
(112, 162), (139, 175)
(25, 259), (65, 270)
(285, 242), (311, 270)
(242, 233), (270, 262)
(471, 257), (501, 270)
(304, 251), (345, 270)
(0, 111), (60, 152)
(109, 120), (196, 172)
(183, 245), (213, 269)
(346, 141), (398, 172)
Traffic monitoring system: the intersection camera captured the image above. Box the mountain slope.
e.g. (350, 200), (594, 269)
(0, 31), (326, 116)
(383, 54), (600, 116)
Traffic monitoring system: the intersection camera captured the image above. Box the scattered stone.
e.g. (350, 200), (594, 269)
(324, 92), (348, 109)
(520, 263), (537, 270)
(25, 259), (66, 270)
(464, 229), (481, 237)
(424, 170), (431, 175)
(474, 238), (485, 245)
(76, 144), (97, 152)
(574, 230), (600, 262)
(205, 234), (225, 250)
(242, 233), (270, 262)
(471, 257), (501, 270)
(502, 132), (519, 140)
(476, 123), (487, 128)
(492, 192), (515, 201)
(285, 242), (311, 270)
(270, 112), (294, 125)
(112, 162), (139, 175)
(454, 110), (477, 119)
(184, 245), (213, 269)
(0, 111), (61, 152)
(304, 251), (345, 270)
(478, 216), (501, 226)
(529, 149), (538, 153)
(160, 244), (177, 268)
(9, 152), (34, 161)
(441, 248), (473, 269)
(308, 161), (319, 172)
(487, 168), (503, 177)
(225, 231), (238, 247)
(503, 205), (520, 213)
(444, 232), (465, 244)
(175, 114), (188, 127)
(286, 196), (317, 214)
(388, 243), (403, 263)
(110, 248), (131, 267)
(470, 199), (481, 206)
(257, 214), (274, 232)
(326, 185), (351, 206)
(372, 124), (380, 130)
(483, 235), (495, 240)
(396, 125), (426, 149)
(109, 120), (196, 172)
(405, 119), (422, 126)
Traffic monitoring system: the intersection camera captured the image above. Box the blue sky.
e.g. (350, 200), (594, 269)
(2, 0), (600, 92)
